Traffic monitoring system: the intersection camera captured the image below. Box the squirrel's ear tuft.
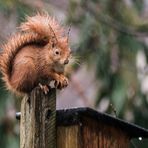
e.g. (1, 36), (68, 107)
(67, 24), (71, 43)
(48, 23), (58, 46)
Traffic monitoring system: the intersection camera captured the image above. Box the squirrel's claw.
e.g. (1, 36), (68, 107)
(54, 75), (68, 89)
(38, 75), (68, 92)
(39, 83), (49, 94)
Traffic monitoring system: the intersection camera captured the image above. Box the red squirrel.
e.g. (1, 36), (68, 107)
(0, 13), (71, 96)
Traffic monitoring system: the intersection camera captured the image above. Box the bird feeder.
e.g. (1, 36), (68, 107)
(57, 108), (148, 148)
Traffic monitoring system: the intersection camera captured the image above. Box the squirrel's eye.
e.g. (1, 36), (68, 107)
(56, 51), (59, 55)
(55, 49), (60, 55)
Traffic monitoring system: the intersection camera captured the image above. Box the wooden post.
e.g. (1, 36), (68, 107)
(20, 87), (56, 148)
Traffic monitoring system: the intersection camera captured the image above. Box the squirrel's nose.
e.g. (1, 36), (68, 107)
(64, 59), (69, 65)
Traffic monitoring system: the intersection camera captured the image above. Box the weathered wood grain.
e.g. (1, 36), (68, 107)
(20, 87), (56, 148)
(57, 117), (130, 148)
(57, 125), (81, 148)
(81, 117), (130, 148)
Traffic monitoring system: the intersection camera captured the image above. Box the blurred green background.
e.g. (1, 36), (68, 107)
(0, 0), (148, 147)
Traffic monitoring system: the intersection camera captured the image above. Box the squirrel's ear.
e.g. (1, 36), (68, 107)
(50, 36), (57, 48)
(48, 24), (58, 47)
(60, 37), (68, 44)
(66, 37), (68, 43)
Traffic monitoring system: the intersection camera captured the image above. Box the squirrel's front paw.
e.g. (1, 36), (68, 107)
(39, 83), (49, 94)
(55, 75), (68, 89)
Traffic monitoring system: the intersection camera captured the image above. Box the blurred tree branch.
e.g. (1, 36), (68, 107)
(82, 1), (148, 37)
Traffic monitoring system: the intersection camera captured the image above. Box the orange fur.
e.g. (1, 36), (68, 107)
(0, 13), (71, 96)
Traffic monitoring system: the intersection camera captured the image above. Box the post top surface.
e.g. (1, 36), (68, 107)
(57, 107), (148, 139)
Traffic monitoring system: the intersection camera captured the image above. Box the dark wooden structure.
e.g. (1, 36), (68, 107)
(57, 108), (148, 148)
(18, 87), (148, 148)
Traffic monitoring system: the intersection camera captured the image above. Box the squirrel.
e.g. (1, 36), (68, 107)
(0, 13), (71, 96)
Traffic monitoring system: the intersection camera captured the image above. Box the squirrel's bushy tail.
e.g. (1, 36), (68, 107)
(20, 13), (63, 40)
(0, 32), (46, 91)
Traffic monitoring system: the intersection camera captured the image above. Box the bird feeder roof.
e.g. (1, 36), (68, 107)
(57, 107), (148, 138)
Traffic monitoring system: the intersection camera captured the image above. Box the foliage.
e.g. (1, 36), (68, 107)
(68, 0), (148, 147)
